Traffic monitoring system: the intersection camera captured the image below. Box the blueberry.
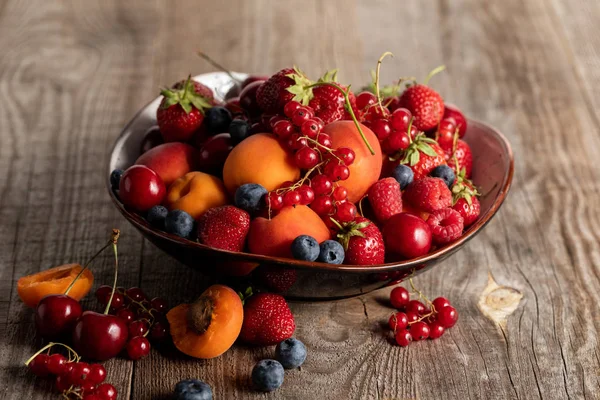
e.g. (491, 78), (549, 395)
(174, 379), (213, 400)
(430, 165), (456, 189)
(205, 106), (232, 134)
(146, 205), (168, 230)
(317, 240), (345, 264)
(251, 359), (284, 392)
(276, 338), (307, 369)
(234, 183), (267, 214)
(229, 119), (252, 144)
(392, 164), (414, 190)
(110, 169), (124, 190)
(290, 235), (320, 262)
(165, 210), (195, 239)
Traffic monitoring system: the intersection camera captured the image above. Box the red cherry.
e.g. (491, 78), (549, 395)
(432, 297), (451, 312)
(72, 311), (128, 361)
(127, 336), (151, 360)
(395, 328), (412, 347)
(310, 195), (334, 215)
(295, 147), (320, 169)
(69, 362), (91, 386)
(335, 202), (357, 222)
(140, 126), (164, 154)
(428, 322), (445, 339)
(390, 108), (412, 131)
(239, 80), (263, 116)
(198, 133), (234, 175)
(96, 383), (118, 400)
(297, 185), (315, 205)
(334, 147), (355, 166)
(284, 101), (302, 118)
(125, 287), (147, 302)
(388, 312), (408, 331)
(300, 119), (321, 138)
(116, 308), (135, 324)
(119, 165), (166, 212)
(383, 213), (432, 259)
(55, 375), (71, 392)
(29, 354), (50, 377)
(283, 190), (301, 207)
(390, 286), (410, 309)
(311, 174), (333, 195)
(266, 192), (284, 211)
(150, 297), (168, 313)
(35, 294), (82, 339)
(47, 353), (67, 376)
(332, 186), (348, 201)
(356, 91), (377, 110)
(87, 363), (106, 384)
(242, 75), (269, 89)
(410, 321), (430, 341)
(371, 119), (392, 140)
(437, 306), (458, 328)
(406, 300), (427, 315)
(292, 107), (312, 126)
(273, 120), (294, 139)
(150, 321), (169, 342)
(128, 320), (149, 339)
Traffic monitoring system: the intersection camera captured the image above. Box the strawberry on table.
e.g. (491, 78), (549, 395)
(334, 216), (385, 265)
(240, 293), (295, 346)
(367, 177), (403, 223)
(197, 206), (250, 252)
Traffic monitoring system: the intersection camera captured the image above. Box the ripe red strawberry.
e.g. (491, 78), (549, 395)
(157, 77), (214, 143)
(256, 266), (298, 293)
(404, 177), (452, 213)
(172, 79), (216, 102)
(310, 85), (347, 124)
(256, 67), (311, 113)
(443, 139), (472, 178)
(450, 168), (480, 227)
(239, 293), (295, 345)
(427, 208), (464, 244)
(391, 133), (446, 180)
(398, 84), (444, 131)
(335, 217), (385, 265)
(367, 178), (403, 223)
(443, 103), (467, 137)
(453, 197), (480, 227)
(197, 206), (250, 251)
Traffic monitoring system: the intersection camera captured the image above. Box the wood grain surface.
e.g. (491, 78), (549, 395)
(1, 0), (599, 399)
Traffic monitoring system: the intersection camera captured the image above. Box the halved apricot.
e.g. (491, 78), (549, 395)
(167, 284), (243, 359)
(17, 264), (94, 308)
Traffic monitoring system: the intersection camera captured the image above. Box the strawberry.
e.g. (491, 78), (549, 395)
(398, 84), (444, 131)
(404, 177), (452, 213)
(335, 217), (385, 265)
(256, 266), (298, 293)
(240, 293), (295, 345)
(196, 206), (250, 251)
(453, 197), (480, 227)
(256, 67), (312, 113)
(451, 168), (480, 227)
(443, 139), (472, 178)
(443, 103), (467, 137)
(427, 208), (464, 245)
(172, 79), (216, 102)
(367, 178), (403, 223)
(390, 133), (446, 180)
(157, 77), (214, 143)
(310, 85), (347, 124)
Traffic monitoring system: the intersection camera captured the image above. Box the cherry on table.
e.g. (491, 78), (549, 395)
(119, 165), (166, 212)
(35, 294), (82, 339)
(72, 311), (128, 361)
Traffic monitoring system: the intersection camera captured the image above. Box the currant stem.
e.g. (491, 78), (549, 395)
(196, 51), (243, 84)
(375, 52), (394, 113)
(103, 229), (121, 315)
(24, 342), (80, 366)
(64, 239), (113, 296)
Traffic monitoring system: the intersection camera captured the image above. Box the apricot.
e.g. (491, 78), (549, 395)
(248, 206), (331, 258)
(222, 133), (300, 195)
(167, 284), (243, 359)
(135, 142), (197, 187)
(165, 171), (229, 220)
(325, 121), (382, 203)
(17, 264), (94, 308)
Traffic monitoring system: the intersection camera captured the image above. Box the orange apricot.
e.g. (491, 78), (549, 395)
(165, 171), (229, 220)
(325, 121), (382, 203)
(222, 133), (300, 195)
(167, 284), (243, 359)
(248, 205), (331, 258)
(17, 264), (94, 308)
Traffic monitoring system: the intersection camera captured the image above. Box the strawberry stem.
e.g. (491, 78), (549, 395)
(103, 229), (121, 315)
(423, 65), (446, 86)
(374, 52), (394, 114)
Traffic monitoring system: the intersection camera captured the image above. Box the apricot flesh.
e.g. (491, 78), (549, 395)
(165, 171), (229, 220)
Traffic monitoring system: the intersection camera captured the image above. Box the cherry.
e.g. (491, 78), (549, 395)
(127, 336), (151, 360)
(406, 300), (427, 315)
(239, 80), (263, 116)
(317, 133), (332, 148)
(356, 91), (377, 110)
(72, 311), (128, 361)
(29, 354), (50, 377)
(55, 375), (71, 392)
(69, 361), (91, 386)
(284, 101), (302, 118)
(125, 287), (147, 302)
(335, 202), (357, 222)
(88, 363), (106, 384)
(332, 186), (348, 201)
(35, 294), (82, 339)
(116, 308), (135, 324)
(311, 195), (334, 215)
(383, 213), (432, 259)
(96, 383), (118, 400)
(300, 119), (321, 138)
(150, 297), (168, 313)
(390, 286), (410, 309)
(295, 147), (320, 169)
(410, 321), (430, 341)
(129, 320), (149, 338)
(395, 328), (412, 347)
(388, 312), (408, 331)
(119, 165), (166, 212)
(311, 174), (332, 195)
(432, 297), (451, 312)
(273, 120), (294, 139)
(140, 126), (163, 154)
(283, 190), (301, 207)
(371, 119), (392, 140)
(266, 192), (284, 211)
(406, 311), (420, 323)
(428, 322), (445, 339)
(242, 75), (269, 89)
(198, 133), (234, 175)
(437, 306), (458, 328)
(297, 185), (315, 205)
(150, 321), (169, 342)
(47, 353), (67, 375)
(390, 108), (412, 131)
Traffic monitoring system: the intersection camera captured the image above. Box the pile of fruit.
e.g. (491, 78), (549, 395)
(111, 54), (480, 266)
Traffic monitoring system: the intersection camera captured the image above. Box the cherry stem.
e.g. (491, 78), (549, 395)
(64, 237), (114, 296)
(196, 51), (242, 84)
(374, 52), (394, 114)
(423, 65), (446, 86)
(307, 82), (375, 155)
(103, 229), (121, 315)
(24, 342), (80, 366)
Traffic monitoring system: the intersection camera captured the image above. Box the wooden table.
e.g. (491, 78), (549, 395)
(1, 0), (599, 399)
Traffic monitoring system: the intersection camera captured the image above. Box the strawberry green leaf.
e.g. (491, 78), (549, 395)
(409, 151), (420, 166)
(418, 143), (438, 157)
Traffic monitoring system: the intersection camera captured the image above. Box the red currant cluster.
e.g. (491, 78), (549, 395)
(96, 286), (169, 360)
(264, 100), (358, 222)
(26, 343), (116, 399)
(387, 283), (459, 347)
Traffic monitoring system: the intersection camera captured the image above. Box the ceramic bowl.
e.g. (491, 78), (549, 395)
(107, 72), (513, 300)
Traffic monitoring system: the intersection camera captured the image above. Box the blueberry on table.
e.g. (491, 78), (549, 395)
(234, 183), (267, 214)
(110, 169), (124, 190)
(229, 119), (252, 144)
(291, 235), (320, 262)
(392, 164), (414, 190)
(174, 379), (213, 400)
(430, 165), (456, 189)
(252, 359), (284, 392)
(205, 106), (232, 134)
(146, 205), (168, 230)
(276, 338), (307, 369)
(165, 210), (195, 238)
(318, 240), (345, 264)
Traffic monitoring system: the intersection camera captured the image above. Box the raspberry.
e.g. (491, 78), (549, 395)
(367, 178), (402, 223)
(427, 208), (464, 244)
(404, 177), (452, 213)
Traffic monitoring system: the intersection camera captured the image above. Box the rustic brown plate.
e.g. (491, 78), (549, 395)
(107, 72), (513, 300)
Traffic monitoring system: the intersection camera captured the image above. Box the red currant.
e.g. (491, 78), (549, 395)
(437, 306), (458, 328)
(70, 362), (91, 386)
(334, 147), (355, 166)
(391, 108), (412, 131)
(384, 131), (410, 153)
(406, 311), (420, 323)
(288, 133), (308, 150)
(116, 308), (135, 324)
(55, 375), (71, 392)
(311, 174), (333, 195)
(295, 147), (320, 169)
(356, 91), (377, 110)
(127, 336), (151, 360)
(316, 133), (332, 148)
(45, 353), (67, 376)
(335, 202), (357, 222)
(292, 107), (312, 126)
(410, 321), (430, 341)
(395, 328), (413, 347)
(428, 321), (445, 339)
(266, 192), (284, 211)
(310, 195), (334, 215)
(129, 320), (149, 338)
(273, 120), (294, 139)
(432, 297), (451, 312)
(313, 117), (325, 130)
(438, 118), (456, 133)
(95, 285), (112, 305)
(87, 363), (106, 384)
(150, 297), (168, 314)
(297, 185), (315, 205)
(371, 119), (392, 140)
(406, 300), (427, 315)
(80, 381), (97, 394)
(150, 321), (169, 342)
(332, 186), (348, 201)
(409, 125), (418, 139)
(390, 286), (410, 309)
(364, 105), (391, 121)
(125, 287), (147, 302)
(108, 292), (124, 310)
(269, 115), (286, 128)
(29, 354), (50, 377)
(284, 101), (302, 118)
(300, 119), (321, 138)
(96, 383), (118, 400)
(388, 312), (408, 331)
(324, 162), (350, 181)
(283, 190), (302, 206)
